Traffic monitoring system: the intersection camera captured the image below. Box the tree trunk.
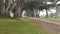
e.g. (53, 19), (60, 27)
(15, 0), (25, 17)
(55, 6), (59, 18)
(38, 10), (41, 18)
(0, 0), (4, 16)
(20, 10), (23, 17)
(18, 6), (23, 17)
(25, 9), (34, 17)
(46, 10), (48, 18)
(5, 0), (12, 17)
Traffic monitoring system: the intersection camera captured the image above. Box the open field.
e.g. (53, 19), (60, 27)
(0, 18), (57, 34)
(41, 18), (60, 22)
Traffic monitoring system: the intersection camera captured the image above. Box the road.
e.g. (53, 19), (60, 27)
(25, 17), (60, 34)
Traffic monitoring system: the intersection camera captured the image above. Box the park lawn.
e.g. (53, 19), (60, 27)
(41, 18), (60, 22)
(0, 18), (57, 34)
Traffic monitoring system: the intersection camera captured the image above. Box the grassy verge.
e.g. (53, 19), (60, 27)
(0, 18), (57, 34)
(41, 18), (60, 22)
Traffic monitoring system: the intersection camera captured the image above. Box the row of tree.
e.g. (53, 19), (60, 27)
(0, 0), (60, 18)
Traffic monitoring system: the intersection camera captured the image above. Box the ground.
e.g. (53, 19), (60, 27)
(0, 18), (58, 34)
(25, 17), (60, 34)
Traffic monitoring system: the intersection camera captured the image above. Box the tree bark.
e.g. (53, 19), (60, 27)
(0, 0), (4, 16)
(46, 10), (48, 18)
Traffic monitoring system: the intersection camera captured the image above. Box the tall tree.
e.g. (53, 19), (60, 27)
(0, 0), (4, 16)
(24, 0), (44, 17)
(15, 0), (25, 17)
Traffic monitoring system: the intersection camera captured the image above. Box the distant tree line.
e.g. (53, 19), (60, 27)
(0, 0), (60, 18)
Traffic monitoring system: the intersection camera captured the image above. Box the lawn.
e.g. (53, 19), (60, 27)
(41, 18), (60, 22)
(0, 18), (57, 34)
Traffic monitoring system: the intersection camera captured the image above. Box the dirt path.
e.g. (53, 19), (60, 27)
(24, 17), (60, 34)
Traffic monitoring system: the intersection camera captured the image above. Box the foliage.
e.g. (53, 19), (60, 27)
(24, 0), (44, 10)
(24, 0), (54, 10)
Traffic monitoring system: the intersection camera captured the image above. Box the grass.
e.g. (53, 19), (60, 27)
(41, 18), (60, 22)
(0, 18), (57, 34)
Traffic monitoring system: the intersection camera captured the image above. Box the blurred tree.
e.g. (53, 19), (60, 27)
(24, 0), (44, 17)
(0, 0), (4, 16)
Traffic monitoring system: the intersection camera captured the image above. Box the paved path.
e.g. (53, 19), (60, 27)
(25, 17), (60, 34)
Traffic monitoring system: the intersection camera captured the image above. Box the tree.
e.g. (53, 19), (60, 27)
(24, 0), (44, 17)
(4, 0), (25, 17)
(36, 3), (49, 18)
(53, 0), (59, 18)
(15, 0), (25, 17)
(24, 1), (37, 17)
(0, 0), (4, 16)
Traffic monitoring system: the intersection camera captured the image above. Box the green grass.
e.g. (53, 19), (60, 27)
(41, 18), (60, 22)
(0, 18), (57, 34)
